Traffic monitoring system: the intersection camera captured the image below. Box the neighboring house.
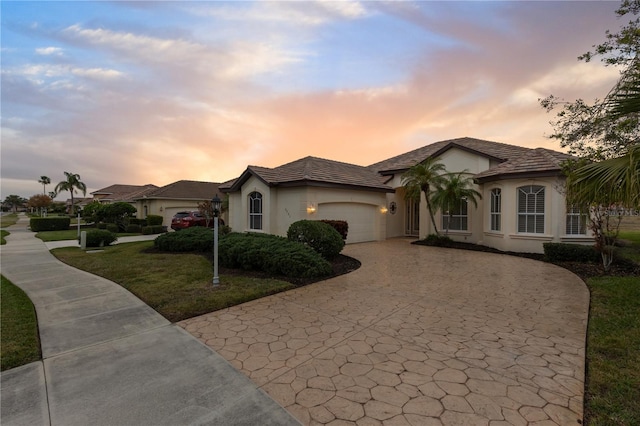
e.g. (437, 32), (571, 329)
(91, 184), (159, 204)
(221, 137), (593, 253)
(64, 197), (94, 213)
(133, 180), (224, 226)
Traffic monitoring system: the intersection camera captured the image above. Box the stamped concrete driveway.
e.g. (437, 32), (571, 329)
(181, 238), (589, 425)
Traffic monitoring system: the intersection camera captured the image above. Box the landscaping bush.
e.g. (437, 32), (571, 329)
(287, 220), (345, 259)
(97, 223), (107, 229)
(142, 225), (166, 235)
(129, 218), (147, 227)
(106, 224), (119, 233)
(543, 243), (601, 263)
(219, 233), (331, 278)
(422, 234), (454, 247)
(146, 215), (163, 226)
(320, 220), (349, 240)
(29, 217), (70, 232)
(83, 230), (117, 247)
(125, 224), (142, 233)
(155, 227), (213, 252)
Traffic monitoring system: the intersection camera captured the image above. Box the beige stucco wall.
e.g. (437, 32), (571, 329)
(226, 178), (388, 243)
(480, 177), (592, 253)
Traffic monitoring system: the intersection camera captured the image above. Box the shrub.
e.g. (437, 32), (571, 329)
(543, 243), (600, 263)
(422, 234), (453, 247)
(125, 224), (142, 233)
(319, 220), (349, 240)
(97, 222), (107, 229)
(287, 220), (345, 259)
(219, 233), (331, 278)
(146, 215), (163, 226)
(141, 225), (165, 235)
(83, 230), (117, 247)
(129, 218), (147, 227)
(30, 217), (70, 232)
(155, 227), (214, 252)
(106, 224), (119, 233)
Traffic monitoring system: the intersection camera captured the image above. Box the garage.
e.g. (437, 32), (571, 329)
(317, 202), (381, 244)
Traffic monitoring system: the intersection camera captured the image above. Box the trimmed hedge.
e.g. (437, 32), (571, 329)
(142, 225), (166, 235)
(422, 234), (454, 247)
(129, 218), (148, 227)
(154, 227), (213, 252)
(125, 224), (142, 233)
(320, 220), (349, 240)
(106, 224), (119, 233)
(30, 217), (70, 232)
(287, 220), (345, 259)
(543, 243), (600, 263)
(83, 230), (117, 247)
(97, 223), (107, 229)
(219, 233), (332, 278)
(146, 215), (163, 226)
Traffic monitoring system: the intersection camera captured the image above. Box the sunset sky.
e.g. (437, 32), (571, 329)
(0, 1), (626, 200)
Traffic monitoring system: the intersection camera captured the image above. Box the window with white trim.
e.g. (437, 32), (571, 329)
(566, 206), (587, 235)
(442, 199), (468, 231)
(248, 191), (262, 230)
(517, 185), (545, 233)
(490, 188), (501, 231)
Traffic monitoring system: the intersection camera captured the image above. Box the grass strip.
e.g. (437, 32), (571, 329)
(1, 276), (41, 371)
(1, 230), (8, 245)
(0, 213), (18, 228)
(36, 229), (141, 242)
(52, 241), (294, 322)
(584, 276), (640, 425)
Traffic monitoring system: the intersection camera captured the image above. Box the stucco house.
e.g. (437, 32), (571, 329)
(133, 180), (225, 226)
(221, 137), (593, 253)
(91, 184), (159, 204)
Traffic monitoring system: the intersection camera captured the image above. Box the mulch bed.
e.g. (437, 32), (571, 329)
(413, 240), (639, 281)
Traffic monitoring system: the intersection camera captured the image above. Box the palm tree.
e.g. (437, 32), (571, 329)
(38, 176), (51, 195)
(401, 158), (447, 235)
(55, 172), (87, 214)
(3, 195), (27, 213)
(431, 172), (482, 235)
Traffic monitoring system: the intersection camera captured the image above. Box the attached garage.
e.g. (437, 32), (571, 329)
(317, 202), (382, 244)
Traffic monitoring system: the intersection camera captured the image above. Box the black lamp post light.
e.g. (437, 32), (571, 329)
(212, 193), (221, 286)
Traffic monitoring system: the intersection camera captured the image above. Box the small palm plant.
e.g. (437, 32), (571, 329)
(401, 158), (447, 235)
(431, 172), (482, 235)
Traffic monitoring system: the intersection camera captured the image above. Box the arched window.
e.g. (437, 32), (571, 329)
(517, 185), (545, 233)
(490, 188), (501, 231)
(248, 192), (262, 230)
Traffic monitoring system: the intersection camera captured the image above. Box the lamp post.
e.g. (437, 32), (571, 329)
(212, 194), (221, 286)
(77, 207), (82, 238)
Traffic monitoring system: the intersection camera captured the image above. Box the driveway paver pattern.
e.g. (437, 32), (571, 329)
(181, 238), (589, 426)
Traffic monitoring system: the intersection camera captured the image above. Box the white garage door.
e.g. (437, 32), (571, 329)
(317, 203), (379, 244)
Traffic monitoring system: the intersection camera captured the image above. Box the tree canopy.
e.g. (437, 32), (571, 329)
(54, 172), (87, 213)
(541, 0), (639, 161)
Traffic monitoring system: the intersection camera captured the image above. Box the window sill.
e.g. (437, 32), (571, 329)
(509, 233), (553, 241)
(443, 230), (472, 237)
(484, 231), (504, 238)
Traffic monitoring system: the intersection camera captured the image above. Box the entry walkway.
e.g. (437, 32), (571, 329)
(182, 239), (589, 425)
(0, 214), (298, 425)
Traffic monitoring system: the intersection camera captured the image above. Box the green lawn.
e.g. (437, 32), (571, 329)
(1, 230), (8, 245)
(1, 276), (41, 371)
(584, 276), (640, 425)
(52, 241), (294, 322)
(0, 213), (18, 228)
(618, 231), (640, 263)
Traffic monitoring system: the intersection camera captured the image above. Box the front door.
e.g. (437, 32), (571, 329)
(405, 199), (419, 236)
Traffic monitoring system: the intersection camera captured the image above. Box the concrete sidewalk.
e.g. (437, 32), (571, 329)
(0, 214), (299, 425)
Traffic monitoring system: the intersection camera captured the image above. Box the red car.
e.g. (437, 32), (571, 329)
(170, 211), (209, 231)
(170, 211), (224, 231)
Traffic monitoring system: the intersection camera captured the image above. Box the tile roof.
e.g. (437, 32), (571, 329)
(139, 180), (222, 200)
(223, 156), (393, 192)
(91, 184), (158, 202)
(474, 148), (574, 182)
(368, 137), (532, 173)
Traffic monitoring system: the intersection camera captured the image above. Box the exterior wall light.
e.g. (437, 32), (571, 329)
(380, 206), (388, 214)
(307, 204), (316, 214)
